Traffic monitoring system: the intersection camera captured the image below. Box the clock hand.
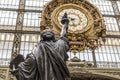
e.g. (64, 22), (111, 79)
(71, 18), (75, 21)
(69, 17), (80, 21)
(71, 22), (77, 27)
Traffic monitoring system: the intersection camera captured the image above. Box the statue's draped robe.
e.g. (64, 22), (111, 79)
(16, 37), (70, 80)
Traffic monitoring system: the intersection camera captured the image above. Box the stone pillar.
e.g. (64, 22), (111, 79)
(10, 0), (25, 80)
(11, 0), (25, 60)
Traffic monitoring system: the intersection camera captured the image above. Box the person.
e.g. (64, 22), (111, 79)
(10, 13), (70, 80)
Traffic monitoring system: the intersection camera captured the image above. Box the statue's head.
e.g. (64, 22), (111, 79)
(41, 29), (55, 41)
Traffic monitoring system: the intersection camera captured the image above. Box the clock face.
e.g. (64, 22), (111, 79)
(51, 4), (93, 33)
(58, 8), (88, 31)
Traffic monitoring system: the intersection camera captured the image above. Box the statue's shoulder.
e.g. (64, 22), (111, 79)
(59, 37), (69, 43)
(55, 37), (69, 46)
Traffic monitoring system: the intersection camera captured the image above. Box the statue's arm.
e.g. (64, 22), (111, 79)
(60, 13), (69, 37)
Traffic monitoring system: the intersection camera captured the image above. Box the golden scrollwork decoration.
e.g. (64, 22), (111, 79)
(40, 0), (106, 53)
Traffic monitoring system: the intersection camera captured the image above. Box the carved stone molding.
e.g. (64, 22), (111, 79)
(0, 67), (9, 80)
(68, 66), (120, 80)
(1, 66), (120, 80)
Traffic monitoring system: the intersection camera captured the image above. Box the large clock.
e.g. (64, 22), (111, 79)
(51, 4), (94, 34)
(41, 0), (106, 52)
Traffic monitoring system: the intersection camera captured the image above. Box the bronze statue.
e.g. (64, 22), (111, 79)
(10, 13), (70, 80)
